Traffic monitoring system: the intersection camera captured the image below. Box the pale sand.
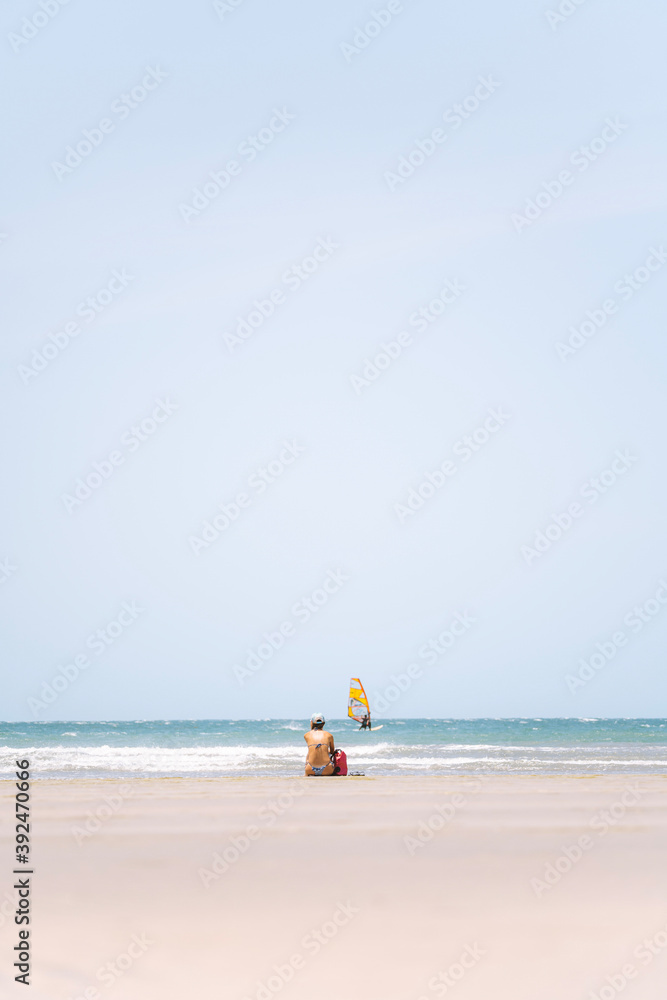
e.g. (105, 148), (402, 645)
(2, 775), (667, 999)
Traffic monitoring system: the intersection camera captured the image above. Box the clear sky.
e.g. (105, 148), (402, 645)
(2, 0), (667, 720)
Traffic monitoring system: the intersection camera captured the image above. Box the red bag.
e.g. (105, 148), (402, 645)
(332, 749), (347, 776)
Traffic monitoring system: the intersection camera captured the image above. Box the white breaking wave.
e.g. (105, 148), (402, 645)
(0, 742), (665, 777)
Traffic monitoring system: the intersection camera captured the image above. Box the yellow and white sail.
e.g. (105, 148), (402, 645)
(348, 677), (370, 722)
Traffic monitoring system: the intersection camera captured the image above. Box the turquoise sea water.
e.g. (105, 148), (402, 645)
(1, 718), (666, 777)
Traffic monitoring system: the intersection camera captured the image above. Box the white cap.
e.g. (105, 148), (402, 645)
(311, 712), (325, 724)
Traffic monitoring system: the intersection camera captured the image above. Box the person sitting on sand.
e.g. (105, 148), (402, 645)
(304, 713), (335, 776)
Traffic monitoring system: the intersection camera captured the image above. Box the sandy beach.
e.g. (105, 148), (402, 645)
(3, 775), (667, 999)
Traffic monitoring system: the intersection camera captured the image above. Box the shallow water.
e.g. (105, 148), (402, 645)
(2, 718), (666, 777)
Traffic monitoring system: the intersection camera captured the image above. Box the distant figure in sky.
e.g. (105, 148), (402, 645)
(304, 713), (335, 776)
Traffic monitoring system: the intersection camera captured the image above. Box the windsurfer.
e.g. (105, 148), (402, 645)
(304, 713), (335, 776)
(359, 714), (371, 730)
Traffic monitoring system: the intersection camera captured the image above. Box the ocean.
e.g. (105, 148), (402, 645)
(1, 718), (666, 778)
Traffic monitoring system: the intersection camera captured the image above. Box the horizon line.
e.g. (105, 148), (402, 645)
(2, 717), (664, 724)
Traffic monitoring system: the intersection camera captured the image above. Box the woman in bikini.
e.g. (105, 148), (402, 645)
(304, 713), (335, 776)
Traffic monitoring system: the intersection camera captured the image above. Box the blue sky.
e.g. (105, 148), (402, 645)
(2, 0), (667, 720)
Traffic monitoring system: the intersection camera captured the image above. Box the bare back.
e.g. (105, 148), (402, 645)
(304, 728), (334, 769)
